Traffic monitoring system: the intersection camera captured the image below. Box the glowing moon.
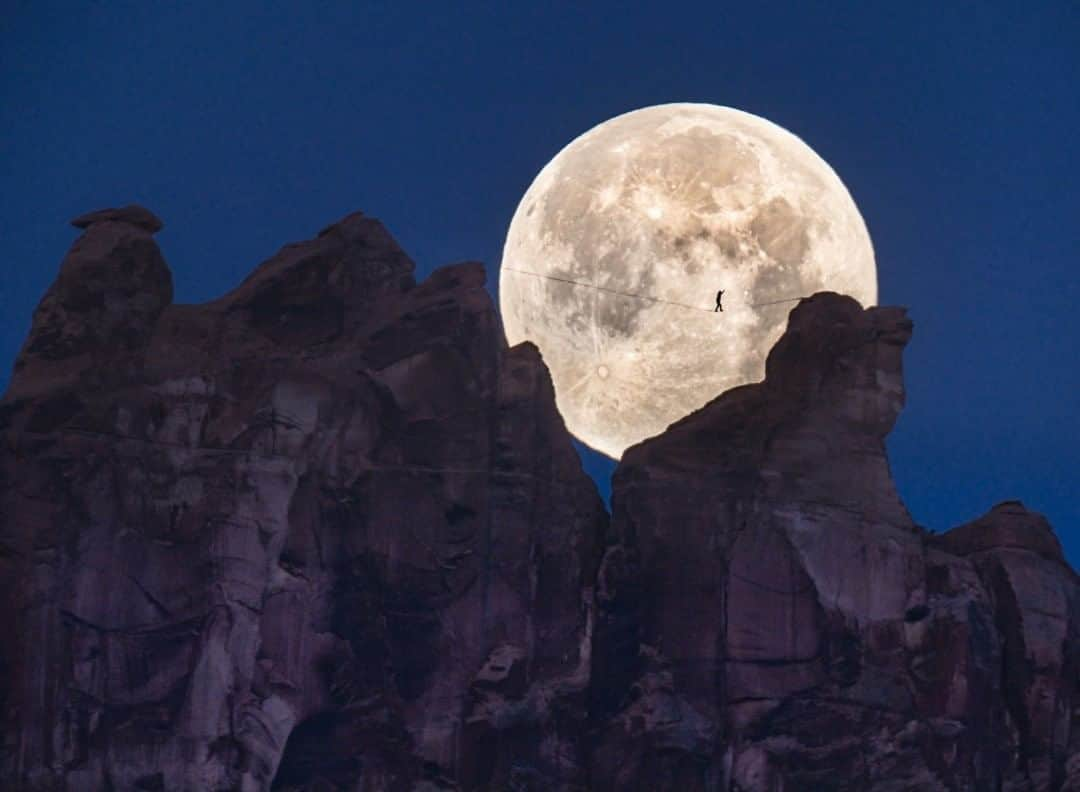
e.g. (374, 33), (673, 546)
(499, 103), (876, 459)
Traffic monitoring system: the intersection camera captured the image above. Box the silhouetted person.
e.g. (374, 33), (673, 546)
(714, 289), (724, 312)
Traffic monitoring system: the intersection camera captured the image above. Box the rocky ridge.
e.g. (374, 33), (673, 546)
(0, 207), (1076, 791)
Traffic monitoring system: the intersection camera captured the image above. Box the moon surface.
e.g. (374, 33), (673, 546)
(499, 103), (876, 459)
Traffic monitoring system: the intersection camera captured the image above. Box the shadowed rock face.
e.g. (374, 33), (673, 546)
(592, 295), (1080, 791)
(1, 207), (1077, 791)
(0, 207), (607, 791)
(930, 503), (1080, 792)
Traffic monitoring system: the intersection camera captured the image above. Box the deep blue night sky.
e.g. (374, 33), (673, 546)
(2, 3), (1077, 561)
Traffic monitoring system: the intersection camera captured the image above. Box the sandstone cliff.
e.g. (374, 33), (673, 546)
(0, 207), (606, 790)
(0, 207), (1076, 791)
(593, 295), (1079, 790)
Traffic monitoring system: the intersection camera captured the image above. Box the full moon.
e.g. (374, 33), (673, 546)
(499, 103), (876, 459)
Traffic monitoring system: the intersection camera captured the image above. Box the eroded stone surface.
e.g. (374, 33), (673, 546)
(932, 503), (1080, 791)
(0, 209), (606, 790)
(1, 210), (1077, 791)
(591, 294), (1080, 791)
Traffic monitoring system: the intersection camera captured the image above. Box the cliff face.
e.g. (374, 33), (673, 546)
(593, 295), (1079, 791)
(0, 208), (606, 791)
(0, 207), (1076, 791)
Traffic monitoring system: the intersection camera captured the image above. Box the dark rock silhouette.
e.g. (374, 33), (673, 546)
(0, 208), (1076, 790)
(592, 295), (1080, 790)
(70, 204), (165, 233)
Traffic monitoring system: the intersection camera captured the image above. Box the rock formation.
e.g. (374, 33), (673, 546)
(0, 208), (606, 790)
(591, 295), (1079, 790)
(0, 207), (1076, 791)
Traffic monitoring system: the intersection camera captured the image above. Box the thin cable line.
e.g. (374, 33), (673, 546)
(502, 266), (805, 311)
(751, 297), (808, 308)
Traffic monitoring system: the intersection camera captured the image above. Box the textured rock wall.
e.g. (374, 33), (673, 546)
(592, 294), (1080, 791)
(0, 208), (606, 790)
(1, 207), (1077, 791)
